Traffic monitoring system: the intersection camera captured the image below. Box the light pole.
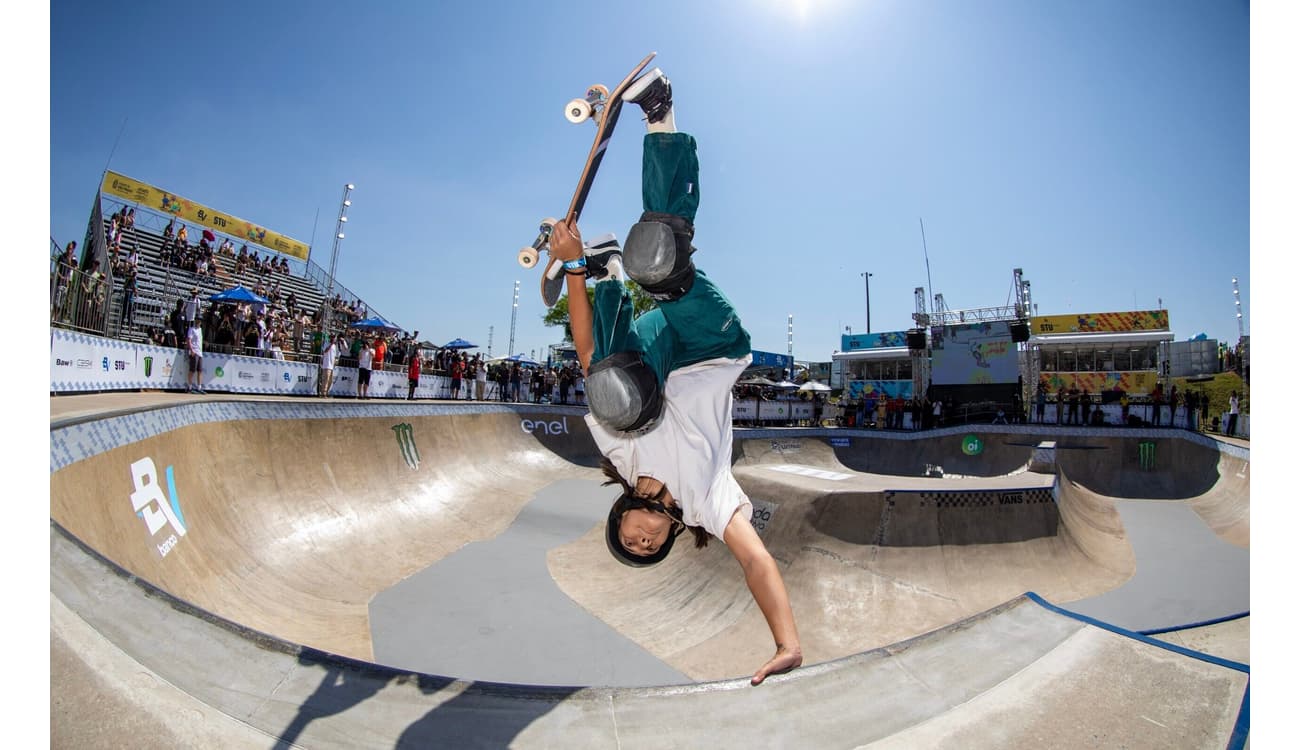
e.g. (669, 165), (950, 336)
(508, 280), (520, 357)
(321, 183), (354, 337)
(787, 314), (794, 380)
(862, 271), (873, 334)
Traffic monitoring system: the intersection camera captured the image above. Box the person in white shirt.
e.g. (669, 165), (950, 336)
(357, 338), (374, 399)
(547, 69), (800, 687)
(319, 333), (339, 397)
(185, 320), (205, 394)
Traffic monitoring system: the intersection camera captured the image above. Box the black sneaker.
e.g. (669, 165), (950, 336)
(622, 68), (672, 124)
(583, 233), (624, 281)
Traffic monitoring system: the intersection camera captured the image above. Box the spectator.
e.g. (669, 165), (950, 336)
(407, 352), (421, 400)
(1226, 391), (1240, 437)
(451, 354), (466, 400)
(1035, 384), (1046, 423)
(1120, 391), (1130, 425)
(510, 362), (522, 401)
(357, 336), (374, 399)
(120, 268), (138, 329)
(1200, 392), (1210, 432)
(186, 319), (205, 394)
(183, 287), (201, 332)
(374, 334), (387, 371)
(474, 358), (488, 400)
(1089, 406), (1106, 426)
(52, 241), (77, 321)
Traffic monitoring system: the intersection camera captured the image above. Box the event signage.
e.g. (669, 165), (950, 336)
(845, 380), (914, 400)
(841, 330), (908, 351)
(1038, 371), (1160, 396)
(1030, 310), (1169, 335)
(100, 171), (310, 261)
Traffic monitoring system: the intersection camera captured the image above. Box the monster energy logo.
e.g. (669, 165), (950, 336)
(392, 423), (420, 470)
(1138, 441), (1156, 471)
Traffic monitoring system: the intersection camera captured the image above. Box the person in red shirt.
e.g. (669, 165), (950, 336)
(373, 335), (388, 371)
(450, 356), (466, 400)
(407, 355), (421, 400)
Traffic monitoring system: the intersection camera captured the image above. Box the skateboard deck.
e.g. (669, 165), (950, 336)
(519, 52), (657, 307)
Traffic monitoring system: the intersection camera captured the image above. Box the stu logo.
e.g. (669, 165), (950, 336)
(129, 457), (187, 558)
(392, 423), (420, 470)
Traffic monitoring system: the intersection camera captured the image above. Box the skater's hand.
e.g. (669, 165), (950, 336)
(751, 643), (802, 686)
(550, 218), (583, 262)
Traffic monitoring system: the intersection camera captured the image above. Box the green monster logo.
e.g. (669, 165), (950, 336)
(214, 366), (225, 378)
(392, 423), (420, 470)
(1138, 441), (1156, 471)
(961, 435), (984, 456)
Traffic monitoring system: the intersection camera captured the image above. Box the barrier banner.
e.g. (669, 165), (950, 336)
(101, 171), (310, 261)
(1031, 309), (1168, 335)
(758, 401), (791, 421)
(841, 330), (908, 351)
(930, 321), (1018, 385)
(1038, 371), (1159, 396)
(51, 329), (144, 391)
(733, 399), (757, 420)
(791, 402), (814, 419)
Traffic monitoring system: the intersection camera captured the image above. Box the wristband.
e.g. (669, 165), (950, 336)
(562, 257), (587, 273)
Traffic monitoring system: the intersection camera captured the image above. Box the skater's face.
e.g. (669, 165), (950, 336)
(618, 508), (673, 556)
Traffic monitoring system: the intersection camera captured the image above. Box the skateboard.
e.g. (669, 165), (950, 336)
(519, 51), (657, 307)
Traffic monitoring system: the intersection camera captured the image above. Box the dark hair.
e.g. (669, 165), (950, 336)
(600, 458), (709, 550)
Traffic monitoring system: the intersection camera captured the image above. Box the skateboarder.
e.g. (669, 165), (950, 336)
(549, 68), (801, 686)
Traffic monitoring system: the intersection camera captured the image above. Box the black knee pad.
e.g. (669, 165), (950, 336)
(586, 351), (664, 433)
(625, 212), (696, 301)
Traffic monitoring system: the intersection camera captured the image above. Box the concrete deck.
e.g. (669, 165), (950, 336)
(50, 392), (1249, 748)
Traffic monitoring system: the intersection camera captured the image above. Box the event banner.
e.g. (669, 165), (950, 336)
(845, 379), (914, 400)
(841, 330), (908, 351)
(749, 350), (793, 372)
(100, 171), (310, 261)
(52, 331), (446, 398)
(929, 321), (1018, 385)
(1038, 371), (1160, 396)
(1031, 310), (1169, 335)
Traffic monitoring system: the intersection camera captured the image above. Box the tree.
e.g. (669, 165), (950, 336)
(542, 281), (656, 342)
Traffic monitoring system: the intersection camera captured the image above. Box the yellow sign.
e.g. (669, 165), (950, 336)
(1031, 310), (1168, 335)
(101, 171), (309, 261)
(1037, 371), (1159, 395)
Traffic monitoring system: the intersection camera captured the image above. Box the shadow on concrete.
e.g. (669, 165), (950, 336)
(273, 651), (581, 750)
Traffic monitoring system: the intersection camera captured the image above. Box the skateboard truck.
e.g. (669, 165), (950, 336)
(517, 217), (557, 269)
(565, 85), (610, 125)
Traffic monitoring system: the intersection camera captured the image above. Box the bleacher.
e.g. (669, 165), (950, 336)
(99, 218), (360, 356)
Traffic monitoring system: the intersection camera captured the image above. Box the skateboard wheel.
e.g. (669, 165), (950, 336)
(518, 247), (539, 268)
(566, 99), (592, 124)
(587, 84), (609, 102)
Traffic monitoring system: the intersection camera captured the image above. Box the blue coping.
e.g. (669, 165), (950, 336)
(1024, 591), (1249, 750)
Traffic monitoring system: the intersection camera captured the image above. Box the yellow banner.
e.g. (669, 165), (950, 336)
(1037, 371), (1159, 395)
(1031, 310), (1168, 335)
(101, 171), (309, 261)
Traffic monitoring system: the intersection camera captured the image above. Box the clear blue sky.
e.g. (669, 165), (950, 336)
(48, 0), (1252, 362)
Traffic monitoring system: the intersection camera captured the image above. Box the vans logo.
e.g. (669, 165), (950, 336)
(129, 457), (187, 558)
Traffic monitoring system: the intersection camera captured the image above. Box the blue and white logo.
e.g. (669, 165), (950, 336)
(129, 457), (188, 558)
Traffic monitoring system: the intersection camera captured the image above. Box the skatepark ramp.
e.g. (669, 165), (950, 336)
(50, 395), (1249, 748)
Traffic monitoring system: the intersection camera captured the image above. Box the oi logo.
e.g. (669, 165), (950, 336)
(130, 457), (187, 556)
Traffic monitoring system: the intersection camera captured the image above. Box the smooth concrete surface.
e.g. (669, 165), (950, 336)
(369, 479), (690, 686)
(50, 393), (1250, 747)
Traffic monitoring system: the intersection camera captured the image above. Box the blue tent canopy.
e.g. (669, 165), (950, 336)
(207, 285), (269, 304)
(352, 317), (402, 333)
(443, 338), (478, 349)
